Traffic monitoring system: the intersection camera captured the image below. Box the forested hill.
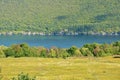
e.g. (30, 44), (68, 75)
(0, 0), (120, 35)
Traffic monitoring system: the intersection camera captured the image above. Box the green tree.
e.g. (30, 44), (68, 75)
(59, 49), (69, 59)
(67, 46), (77, 56)
(4, 48), (16, 57)
(0, 49), (6, 58)
(80, 47), (93, 56)
(74, 49), (82, 57)
(48, 49), (56, 58)
(40, 50), (47, 58)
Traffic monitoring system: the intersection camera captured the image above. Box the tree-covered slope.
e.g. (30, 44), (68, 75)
(0, 0), (120, 34)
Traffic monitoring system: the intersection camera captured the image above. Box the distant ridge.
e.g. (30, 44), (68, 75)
(0, 0), (120, 35)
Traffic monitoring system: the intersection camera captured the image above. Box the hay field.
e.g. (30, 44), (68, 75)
(0, 57), (120, 80)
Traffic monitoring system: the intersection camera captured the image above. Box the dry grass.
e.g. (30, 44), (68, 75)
(0, 56), (120, 80)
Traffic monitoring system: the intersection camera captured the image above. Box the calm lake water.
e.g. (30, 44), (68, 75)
(0, 35), (120, 48)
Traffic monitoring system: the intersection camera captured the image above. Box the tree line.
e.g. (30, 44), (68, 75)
(0, 41), (119, 58)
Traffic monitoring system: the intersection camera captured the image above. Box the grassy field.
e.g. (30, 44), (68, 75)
(0, 57), (120, 80)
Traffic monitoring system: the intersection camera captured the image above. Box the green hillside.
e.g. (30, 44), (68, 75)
(0, 0), (120, 34)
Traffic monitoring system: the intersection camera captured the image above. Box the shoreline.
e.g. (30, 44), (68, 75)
(0, 31), (119, 36)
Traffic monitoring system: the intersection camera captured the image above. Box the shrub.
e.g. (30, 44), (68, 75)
(40, 50), (47, 58)
(74, 49), (82, 57)
(112, 46), (120, 55)
(93, 46), (100, 57)
(0, 49), (6, 58)
(4, 43), (38, 57)
(59, 49), (70, 59)
(101, 44), (114, 56)
(113, 41), (120, 47)
(97, 49), (107, 57)
(12, 72), (36, 80)
(1, 41), (120, 58)
(48, 49), (57, 58)
(67, 46), (77, 56)
(83, 43), (98, 53)
(80, 48), (93, 56)
(4, 48), (16, 57)
(0, 46), (7, 58)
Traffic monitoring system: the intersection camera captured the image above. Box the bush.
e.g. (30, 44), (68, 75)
(1, 41), (120, 58)
(0, 46), (7, 58)
(4, 43), (38, 57)
(0, 49), (6, 58)
(113, 41), (120, 47)
(48, 49), (57, 58)
(80, 48), (93, 56)
(74, 49), (82, 57)
(12, 72), (36, 80)
(67, 46), (77, 56)
(59, 49), (70, 59)
(40, 50), (47, 58)
(111, 46), (120, 55)
(97, 49), (107, 57)
(4, 48), (16, 57)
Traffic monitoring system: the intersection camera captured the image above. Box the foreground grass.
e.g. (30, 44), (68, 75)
(0, 57), (120, 80)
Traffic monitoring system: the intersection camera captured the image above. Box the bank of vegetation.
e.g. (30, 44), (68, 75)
(0, 0), (120, 35)
(0, 41), (119, 58)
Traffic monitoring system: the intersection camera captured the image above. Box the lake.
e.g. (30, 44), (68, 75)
(0, 35), (120, 48)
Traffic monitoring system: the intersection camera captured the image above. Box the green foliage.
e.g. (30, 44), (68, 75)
(0, 46), (7, 58)
(0, 0), (120, 34)
(12, 72), (36, 80)
(40, 50), (47, 58)
(1, 41), (120, 58)
(59, 49), (70, 59)
(80, 48), (93, 56)
(20, 43), (31, 57)
(83, 43), (100, 53)
(74, 49), (82, 57)
(0, 46), (6, 58)
(113, 41), (120, 47)
(48, 49), (57, 58)
(93, 45), (102, 57)
(81, 41), (120, 57)
(67, 46), (78, 56)
(112, 41), (120, 55)
(0, 50), (6, 58)
(4, 43), (37, 57)
(4, 48), (16, 57)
